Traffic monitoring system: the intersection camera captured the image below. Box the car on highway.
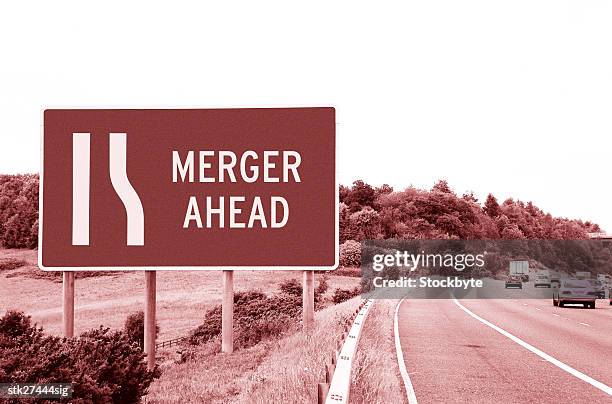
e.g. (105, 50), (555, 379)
(534, 273), (551, 288)
(586, 279), (605, 299)
(505, 275), (522, 289)
(552, 279), (597, 308)
(550, 275), (561, 288)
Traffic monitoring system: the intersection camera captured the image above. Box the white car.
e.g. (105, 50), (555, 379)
(534, 274), (551, 288)
(552, 279), (597, 309)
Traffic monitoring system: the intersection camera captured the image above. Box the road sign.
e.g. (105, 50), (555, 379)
(40, 108), (337, 270)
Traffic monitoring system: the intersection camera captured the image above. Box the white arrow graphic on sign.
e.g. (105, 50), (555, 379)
(72, 132), (144, 246)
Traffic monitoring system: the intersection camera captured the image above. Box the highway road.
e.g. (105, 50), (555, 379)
(395, 296), (612, 403)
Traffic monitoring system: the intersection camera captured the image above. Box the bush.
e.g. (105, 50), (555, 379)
(233, 290), (267, 305)
(189, 305), (222, 345)
(190, 291), (302, 348)
(235, 313), (295, 348)
(0, 311), (157, 404)
(278, 278), (302, 297)
(0, 258), (26, 272)
(279, 276), (328, 302)
(124, 311), (160, 349)
(316, 275), (329, 296)
(340, 240), (361, 267)
(332, 286), (361, 304)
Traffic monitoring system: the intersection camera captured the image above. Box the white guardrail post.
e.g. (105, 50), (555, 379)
(323, 299), (374, 404)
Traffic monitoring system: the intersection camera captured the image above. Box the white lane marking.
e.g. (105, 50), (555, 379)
(523, 303), (528, 306)
(579, 322), (591, 327)
(552, 313), (561, 317)
(535, 308), (542, 311)
(394, 299), (418, 404)
(452, 297), (612, 396)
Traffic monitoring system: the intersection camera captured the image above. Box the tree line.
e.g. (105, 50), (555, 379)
(0, 175), (602, 249)
(0, 174), (38, 248)
(340, 179), (600, 243)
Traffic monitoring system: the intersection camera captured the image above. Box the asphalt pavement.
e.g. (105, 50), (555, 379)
(395, 292), (612, 403)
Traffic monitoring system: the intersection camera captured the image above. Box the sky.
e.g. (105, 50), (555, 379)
(1, 1), (611, 230)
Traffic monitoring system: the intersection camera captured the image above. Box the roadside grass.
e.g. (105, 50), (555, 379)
(145, 339), (273, 403)
(333, 266), (360, 277)
(145, 298), (361, 404)
(1, 248), (366, 402)
(351, 299), (405, 404)
(0, 249), (359, 341)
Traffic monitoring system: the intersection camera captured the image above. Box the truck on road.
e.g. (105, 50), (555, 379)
(509, 260), (529, 282)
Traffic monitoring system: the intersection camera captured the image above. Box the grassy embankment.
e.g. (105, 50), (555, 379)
(2, 249), (404, 403)
(145, 297), (362, 403)
(0, 249), (359, 341)
(351, 299), (406, 403)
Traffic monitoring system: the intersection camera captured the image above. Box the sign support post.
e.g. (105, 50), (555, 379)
(62, 271), (74, 338)
(222, 270), (234, 353)
(144, 270), (156, 370)
(303, 270), (315, 333)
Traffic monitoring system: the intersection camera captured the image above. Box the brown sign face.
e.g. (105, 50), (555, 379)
(40, 108), (337, 270)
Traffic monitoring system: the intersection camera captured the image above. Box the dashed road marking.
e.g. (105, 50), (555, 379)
(579, 322), (591, 327)
(453, 297), (612, 396)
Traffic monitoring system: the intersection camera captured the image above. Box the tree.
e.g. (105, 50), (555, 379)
(343, 180), (376, 210)
(339, 240), (361, 267)
(462, 191), (478, 203)
(483, 194), (500, 218)
(431, 179), (453, 194)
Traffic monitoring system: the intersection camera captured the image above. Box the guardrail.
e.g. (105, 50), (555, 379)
(317, 299), (374, 404)
(155, 336), (187, 349)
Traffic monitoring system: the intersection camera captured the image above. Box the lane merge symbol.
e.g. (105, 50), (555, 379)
(72, 132), (144, 246)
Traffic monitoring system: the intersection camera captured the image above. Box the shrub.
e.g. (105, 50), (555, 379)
(189, 305), (222, 345)
(0, 311), (157, 404)
(235, 313), (295, 348)
(316, 275), (329, 296)
(332, 286), (361, 304)
(279, 276), (328, 303)
(124, 311), (160, 349)
(278, 278), (302, 297)
(340, 240), (361, 267)
(233, 290), (267, 305)
(190, 291), (302, 348)
(0, 258), (26, 272)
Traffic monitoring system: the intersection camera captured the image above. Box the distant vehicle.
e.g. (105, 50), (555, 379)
(552, 279), (597, 309)
(505, 275), (522, 289)
(509, 261), (529, 282)
(550, 275), (561, 288)
(587, 279), (605, 299)
(534, 273), (551, 288)
(597, 274), (612, 293)
(575, 271), (591, 279)
(597, 274), (611, 284)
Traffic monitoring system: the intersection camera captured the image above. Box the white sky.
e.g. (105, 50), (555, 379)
(1, 1), (611, 230)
